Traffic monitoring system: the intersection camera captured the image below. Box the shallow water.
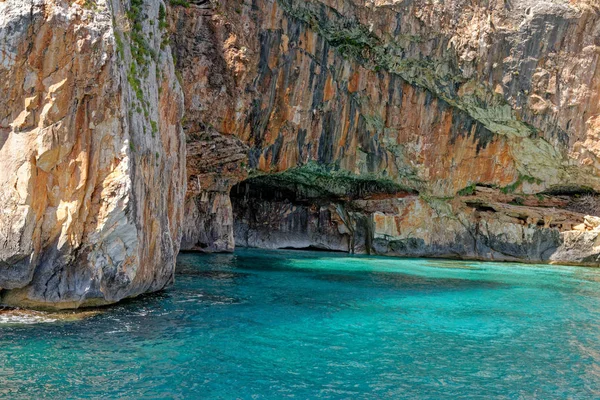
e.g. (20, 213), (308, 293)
(2, 249), (600, 399)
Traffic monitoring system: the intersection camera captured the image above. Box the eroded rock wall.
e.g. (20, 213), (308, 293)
(0, 0), (186, 308)
(172, 0), (600, 191)
(172, 0), (600, 265)
(231, 172), (600, 265)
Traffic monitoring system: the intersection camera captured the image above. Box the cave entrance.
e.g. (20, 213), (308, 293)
(229, 165), (418, 254)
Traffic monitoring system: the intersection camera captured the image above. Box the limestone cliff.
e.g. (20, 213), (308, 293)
(0, 0), (186, 308)
(172, 0), (600, 265)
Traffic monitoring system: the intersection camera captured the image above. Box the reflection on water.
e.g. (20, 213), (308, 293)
(1, 249), (600, 399)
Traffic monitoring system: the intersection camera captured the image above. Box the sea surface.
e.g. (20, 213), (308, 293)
(1, 249), (600, 399)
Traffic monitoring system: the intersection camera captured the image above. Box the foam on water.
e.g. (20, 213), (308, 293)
(0, 309), (57, 325)
(0, 308), (102, 326)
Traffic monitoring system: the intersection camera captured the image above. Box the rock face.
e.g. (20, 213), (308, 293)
(181, 130), (247, 252)
(0, 0), (186, 308)
(233, 179), (595, 264)
(172, 0), (600, 265)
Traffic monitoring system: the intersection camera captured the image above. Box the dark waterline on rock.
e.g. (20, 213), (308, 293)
(1, 249), (600, 398)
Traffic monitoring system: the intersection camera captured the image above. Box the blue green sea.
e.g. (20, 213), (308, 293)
(1, 249), (600, 398)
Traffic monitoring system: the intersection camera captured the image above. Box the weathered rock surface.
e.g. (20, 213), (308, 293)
(0, 0), (186, 308)
(182, 130), (247, 252)
(172, 0), (600, 266)
(231, 172), (600, 264)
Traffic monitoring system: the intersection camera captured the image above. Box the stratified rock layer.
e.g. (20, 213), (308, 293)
(172, 0), (600, 265)
(0, 0), (186, 308)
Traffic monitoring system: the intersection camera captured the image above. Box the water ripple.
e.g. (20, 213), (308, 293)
(1, 249), (600, 399)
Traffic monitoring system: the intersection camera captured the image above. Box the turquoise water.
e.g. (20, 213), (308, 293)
(2, 249), (600, 399)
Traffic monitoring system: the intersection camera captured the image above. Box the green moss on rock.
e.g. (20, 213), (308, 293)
(247, 163), (417, 201)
